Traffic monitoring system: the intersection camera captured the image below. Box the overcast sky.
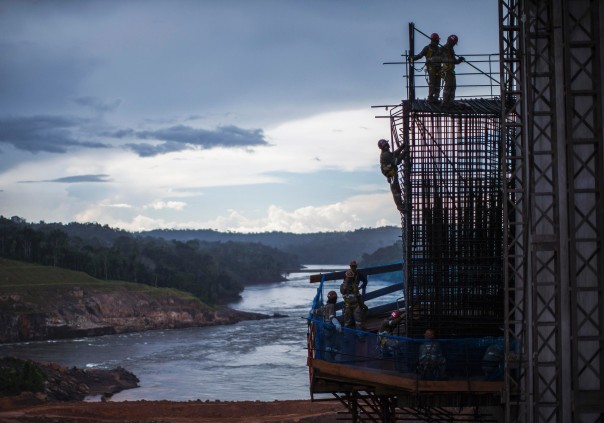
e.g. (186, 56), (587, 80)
(0, 0), (498, 233)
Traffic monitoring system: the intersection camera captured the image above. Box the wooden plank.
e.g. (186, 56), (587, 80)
(333, 284), (403, 312)
(309, 262), (403, 283)
(309, 358), (504, 394)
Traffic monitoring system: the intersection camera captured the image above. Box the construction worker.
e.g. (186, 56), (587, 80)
(417, 328), (447, 380)
(348, 260), (368, 297)
(440, 34), (465, 106)
(320, 290), (342, 360)
(340, 270), (366, 329)
(411, 32), (442, 103)
(322, 290), (342, 332)
(378, 310), (404, 357)
(482, 340), (504, 380)
(378, 138), (406, 214)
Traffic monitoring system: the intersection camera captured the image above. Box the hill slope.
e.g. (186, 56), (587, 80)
(142, 226), (402, 264)
(0, 258), (265, 343)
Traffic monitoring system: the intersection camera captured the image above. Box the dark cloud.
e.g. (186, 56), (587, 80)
(71, 96), (122, 113)
(137, 125), (267, 147)
(185, 114), (204, 121)
(119, 124), (268, 157)
(0, 115), (266, 158)
(103, 128), (135, 138)
(0, 116), (110, 153)
(123, 141), (186, 157)
(19, 174), (112, 183)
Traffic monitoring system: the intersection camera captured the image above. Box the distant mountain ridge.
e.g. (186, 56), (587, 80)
(19, 217), (401, 264)
(141, 226), (402, 264)
(21, 219), (402, 264)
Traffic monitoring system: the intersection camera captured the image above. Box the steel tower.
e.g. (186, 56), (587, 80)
(500, 0), (603, 421)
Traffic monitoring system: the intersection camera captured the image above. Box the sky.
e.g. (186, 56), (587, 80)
(0, 0), (499, 234)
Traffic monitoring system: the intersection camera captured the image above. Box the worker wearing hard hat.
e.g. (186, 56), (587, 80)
(340, 270), (366, 329)
(348, 260), (368, 297)
(440, 34), (466, 106)
(411, 32), (443, 103)
(378, 138), (406, 214)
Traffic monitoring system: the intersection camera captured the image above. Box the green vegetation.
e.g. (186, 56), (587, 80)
(143, 226), (402, 264)
(0, 216), (403, 305)
(0, 216), (300, 305)
(0, 358), (45, 396)
(360, 240), (403, 266)
(0, 258), (204, 312)
(360, 241), (404, 283)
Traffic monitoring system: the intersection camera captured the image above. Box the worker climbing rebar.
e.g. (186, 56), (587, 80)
(378, 138), (406, 214)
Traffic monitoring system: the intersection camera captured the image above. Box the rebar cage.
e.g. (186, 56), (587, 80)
(394, 100), (505, 338)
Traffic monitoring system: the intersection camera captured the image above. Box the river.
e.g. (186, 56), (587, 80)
(0, 265), (402, 402)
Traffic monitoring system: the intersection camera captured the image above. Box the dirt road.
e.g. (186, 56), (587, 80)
(0, 395), (345, 423)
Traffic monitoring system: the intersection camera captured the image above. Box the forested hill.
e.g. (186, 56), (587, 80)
(0, 216), (299, 305)
(142, 226), (402, 264)
(0, 216), (402, 305)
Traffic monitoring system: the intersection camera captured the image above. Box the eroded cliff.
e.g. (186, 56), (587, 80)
(0, 264), (268, 343)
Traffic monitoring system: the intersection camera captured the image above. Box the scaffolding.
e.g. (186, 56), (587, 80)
(382, 24), (506, 339)
(307, 23), (510, 422)
(499, 1), (604, 422)
(308, 4), (604, 418)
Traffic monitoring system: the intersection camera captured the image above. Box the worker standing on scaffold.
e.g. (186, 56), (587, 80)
(320, 290), (342, 360)
(340, 270), (366, 329)
(440, 34), (466, 106)
(348, 260), (368, 298)
(411, 32), (442, 104)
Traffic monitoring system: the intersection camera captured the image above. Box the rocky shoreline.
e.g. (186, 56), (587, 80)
(0, 357), (139, 402)
(0, 284), (272, 344)
(0, 358), (345, 423)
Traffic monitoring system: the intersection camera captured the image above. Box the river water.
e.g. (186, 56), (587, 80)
(0, 265), (402, 402)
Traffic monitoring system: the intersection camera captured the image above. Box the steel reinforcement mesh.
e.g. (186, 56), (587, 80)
(401, 102), (504, 338)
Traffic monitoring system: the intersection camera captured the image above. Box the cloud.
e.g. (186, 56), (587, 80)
(0, 114), (268, 158)
(0, 116), (110, 153)
(144, 201), (187, 211)
(71, 96), (123, 114)
(116, 192), (399, 233)
(19, 174), (112, 183)
(104, 203), (133, 209)
(122, 141), (187, 157)
(113, 124), (269, 157)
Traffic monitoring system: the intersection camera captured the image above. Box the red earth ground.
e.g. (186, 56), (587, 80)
(0, 394), (346, 423)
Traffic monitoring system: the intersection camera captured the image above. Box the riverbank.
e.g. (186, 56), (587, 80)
(0, 396), (345, 422)
(0, 258), (273, 344)
(0, 358), (344, 422)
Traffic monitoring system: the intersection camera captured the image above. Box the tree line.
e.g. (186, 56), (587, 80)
(142, 226), (402, 264)
(0, 216), (300, 305)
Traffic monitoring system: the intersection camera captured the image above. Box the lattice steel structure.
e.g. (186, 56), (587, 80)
(499, 0), (603, 422)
